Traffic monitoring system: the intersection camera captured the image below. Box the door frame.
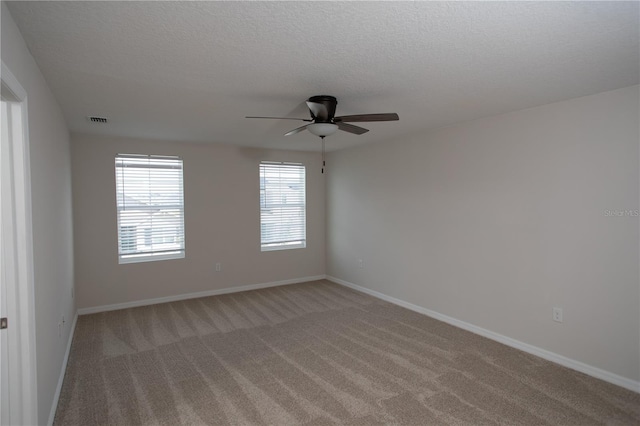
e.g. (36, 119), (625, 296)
(1, 61), (38, 426)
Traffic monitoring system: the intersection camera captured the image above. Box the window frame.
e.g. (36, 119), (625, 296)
(115, 153), (186, 264)
(259, 161), (307, 252)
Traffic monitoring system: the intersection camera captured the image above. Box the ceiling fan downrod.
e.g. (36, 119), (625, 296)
(321, 136), (326, 174)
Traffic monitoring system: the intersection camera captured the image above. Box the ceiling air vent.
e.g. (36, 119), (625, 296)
(87, 116), (108, 123)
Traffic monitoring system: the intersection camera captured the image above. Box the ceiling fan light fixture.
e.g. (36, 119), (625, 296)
(307, 123), (338, 137)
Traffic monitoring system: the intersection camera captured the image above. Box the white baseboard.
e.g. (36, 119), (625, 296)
(326, 276), (640, 394)
(77, 275), (327, 315)
(48, 312), (78, 426)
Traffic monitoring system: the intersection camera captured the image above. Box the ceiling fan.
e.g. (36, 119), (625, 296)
(246, 95), (399, 138)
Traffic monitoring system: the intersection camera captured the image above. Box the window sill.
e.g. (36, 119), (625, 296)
(119, 251), (185, 264)
(261, 243), (306, 252)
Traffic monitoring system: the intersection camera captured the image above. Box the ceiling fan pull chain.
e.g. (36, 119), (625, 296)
(321, 136), (326, 174)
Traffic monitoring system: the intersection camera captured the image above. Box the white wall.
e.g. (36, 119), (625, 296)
(1, 3), (76, 423)
(71, 134), (325, 309)
(327, 85), (640, 383)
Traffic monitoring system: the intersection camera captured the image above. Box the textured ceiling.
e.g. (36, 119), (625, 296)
(6, 1), (639, 152)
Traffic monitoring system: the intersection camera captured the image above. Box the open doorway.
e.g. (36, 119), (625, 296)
(1, 62), (38, 426)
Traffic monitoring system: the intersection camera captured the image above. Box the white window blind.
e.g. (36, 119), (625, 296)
(115, 154), (185, 263)
(260, 162), (306, 251)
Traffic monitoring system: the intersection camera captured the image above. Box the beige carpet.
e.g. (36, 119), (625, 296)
(55, 280), (640, 425)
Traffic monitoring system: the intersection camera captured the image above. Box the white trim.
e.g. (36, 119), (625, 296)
(326, 276), (640, 394)
(47, 313), (77, 426)
(119, 251), (185, 264)
(77, 275), (327, 315)
(1, 63), (27, 100)
(1, 61), (38, 425)
(261, 242), (306, 252)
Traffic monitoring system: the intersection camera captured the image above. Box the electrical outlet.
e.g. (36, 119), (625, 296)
(215, 263), (221, 272)
(357, 259), (364, 269)
(552, 307), (563, 323)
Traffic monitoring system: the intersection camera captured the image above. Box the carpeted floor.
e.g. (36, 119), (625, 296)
(54, 280), (640, 425)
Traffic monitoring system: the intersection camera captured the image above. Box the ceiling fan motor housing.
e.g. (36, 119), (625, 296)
(308, 95), (337, 122)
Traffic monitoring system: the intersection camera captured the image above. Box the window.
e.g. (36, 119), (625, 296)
(115, 154), (185, 263)
(260, 162), (306, 251)
(119, 226), (137, 253)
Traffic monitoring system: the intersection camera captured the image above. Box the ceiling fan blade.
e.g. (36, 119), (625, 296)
(246, 116), (312, 121)
(336, 122), (369, 135)
(334, 113), (399, 123)
(284, 124), (310, 136)
(306, 102), (329, 121)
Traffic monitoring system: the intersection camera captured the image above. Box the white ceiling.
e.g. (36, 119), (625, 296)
(6, 1), (639, 152)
